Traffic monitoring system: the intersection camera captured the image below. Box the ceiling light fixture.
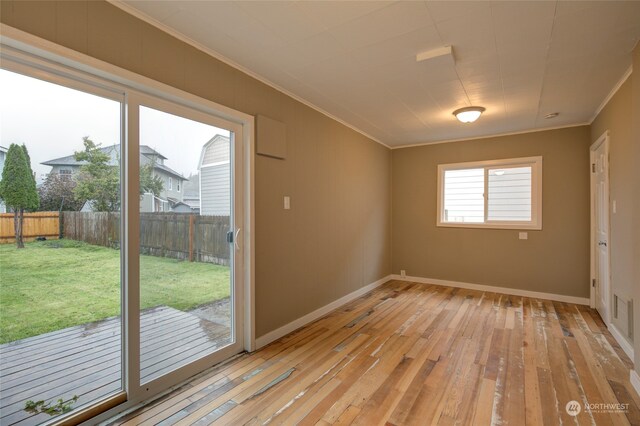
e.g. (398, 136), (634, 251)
(453, 106), (485, 123)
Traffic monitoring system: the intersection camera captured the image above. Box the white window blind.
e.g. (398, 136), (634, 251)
(443, 168), (484, 223)
(437, 157), (542, 230)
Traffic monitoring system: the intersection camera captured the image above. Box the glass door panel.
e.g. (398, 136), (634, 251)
(0, 69), (123, 424)
(138, 105), (234, 384)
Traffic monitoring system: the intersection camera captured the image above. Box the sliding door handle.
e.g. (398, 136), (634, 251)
(235, 228), (241, 251)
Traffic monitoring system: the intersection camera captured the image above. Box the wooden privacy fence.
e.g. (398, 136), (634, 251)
(0, 212), (60, 244)
(62, 212), (231, 265)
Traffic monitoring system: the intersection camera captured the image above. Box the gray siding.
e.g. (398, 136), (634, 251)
(155, 170), (183, 202)
(140, 193), (154, 212)
(202, 138), (229, 165)
(200, 163), (230, 216)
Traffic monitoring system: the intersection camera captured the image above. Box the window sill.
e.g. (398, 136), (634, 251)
(437, 222), (542, 231)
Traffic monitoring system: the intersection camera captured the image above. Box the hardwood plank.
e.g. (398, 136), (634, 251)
(102, 281), (640, 426)
(470, 377), (496, 425)
(522, 298), (543, 426)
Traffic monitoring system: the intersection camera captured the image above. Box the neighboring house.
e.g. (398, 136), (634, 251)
(0, 146), (7, 213)
(198, 135), (230, 216)
(169, 202), (193, 213)
(42, 144), (186, 212)
(182, 174), (201, 213)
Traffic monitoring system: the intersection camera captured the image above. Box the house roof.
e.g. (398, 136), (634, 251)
(154, 163), (186, 180)
(43, 144), (116, 166)
(0, 146), (8, 153)
(140, 145), (167, 160)
(42, 144), (185, 179)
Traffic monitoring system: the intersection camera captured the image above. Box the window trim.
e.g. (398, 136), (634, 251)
(201, 159), (231, 168)
(437, 156), (543, 230)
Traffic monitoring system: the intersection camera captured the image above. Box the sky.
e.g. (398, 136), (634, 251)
(0, 69), (229, 183)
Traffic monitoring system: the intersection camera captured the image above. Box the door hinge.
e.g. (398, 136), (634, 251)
(592, 163), (596, 173)
(592, 278), (596, 287)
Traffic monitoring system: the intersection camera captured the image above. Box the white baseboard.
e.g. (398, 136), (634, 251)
(608, 323), (634, 360)
(630, 370), (640, 398)
(392, 274), (590, 305)
(254, 274), (392, 349)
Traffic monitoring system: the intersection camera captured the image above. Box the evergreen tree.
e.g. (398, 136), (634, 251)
(0, 144), (39, 248)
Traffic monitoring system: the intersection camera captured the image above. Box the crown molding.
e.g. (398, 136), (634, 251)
(589, 65), (633, 124)
(390, 122), (590, 150)
(107, 0), (390, 150)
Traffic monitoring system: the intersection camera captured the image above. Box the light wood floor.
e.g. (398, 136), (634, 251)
(111, 280), (640, 425)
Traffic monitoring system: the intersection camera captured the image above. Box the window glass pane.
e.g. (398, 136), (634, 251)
(487, 166), (532, 221)
(139, 105), (233, 384)
(0, 69), (122, 423)
(443, 168), (484, 223)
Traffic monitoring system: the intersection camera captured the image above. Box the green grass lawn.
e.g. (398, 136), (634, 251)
(0, 239), (230, 344)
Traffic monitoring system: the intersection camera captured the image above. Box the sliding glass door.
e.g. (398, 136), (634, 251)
(0, 68), (125, 425)
(125, 94), (245, 400)
(136, 100), (242, 387)
(0, 47), (248, 424)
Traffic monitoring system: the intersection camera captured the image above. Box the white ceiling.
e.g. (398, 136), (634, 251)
(118, 1), (640, 148)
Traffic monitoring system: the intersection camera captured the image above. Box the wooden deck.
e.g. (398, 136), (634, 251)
(0, 307), (230, 426)
(111, 280), (640, 425)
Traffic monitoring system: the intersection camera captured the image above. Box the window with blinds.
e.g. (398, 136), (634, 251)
(443, 168), (484, 223)
(437, 157), (542, 229)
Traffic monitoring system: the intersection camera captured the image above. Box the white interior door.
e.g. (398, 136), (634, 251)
(593, 139), (610, 322)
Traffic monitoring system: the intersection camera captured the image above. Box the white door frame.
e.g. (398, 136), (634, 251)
(126, 91), (248, 402)
(0, 24), (255, 424)
(589, 131), (611, 321)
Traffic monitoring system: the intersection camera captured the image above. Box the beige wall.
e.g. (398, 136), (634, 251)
(591, 78), (634, 342)
(392, 126), (592, 298)
(0, 1), (392, 338)
(2, 1), (636, 358)
(631, 44), (640, 373)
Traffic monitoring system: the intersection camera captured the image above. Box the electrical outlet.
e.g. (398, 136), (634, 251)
(400, 269), (406, 277)
(519, 232), (528, 240)
(284, 196), (290, 210)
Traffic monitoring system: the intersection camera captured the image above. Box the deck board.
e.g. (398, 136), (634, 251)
(0, 306), (230, 426)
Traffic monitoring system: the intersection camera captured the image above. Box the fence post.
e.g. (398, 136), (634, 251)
(189, 214), (195, 262)
(59, 211), (64, 239)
